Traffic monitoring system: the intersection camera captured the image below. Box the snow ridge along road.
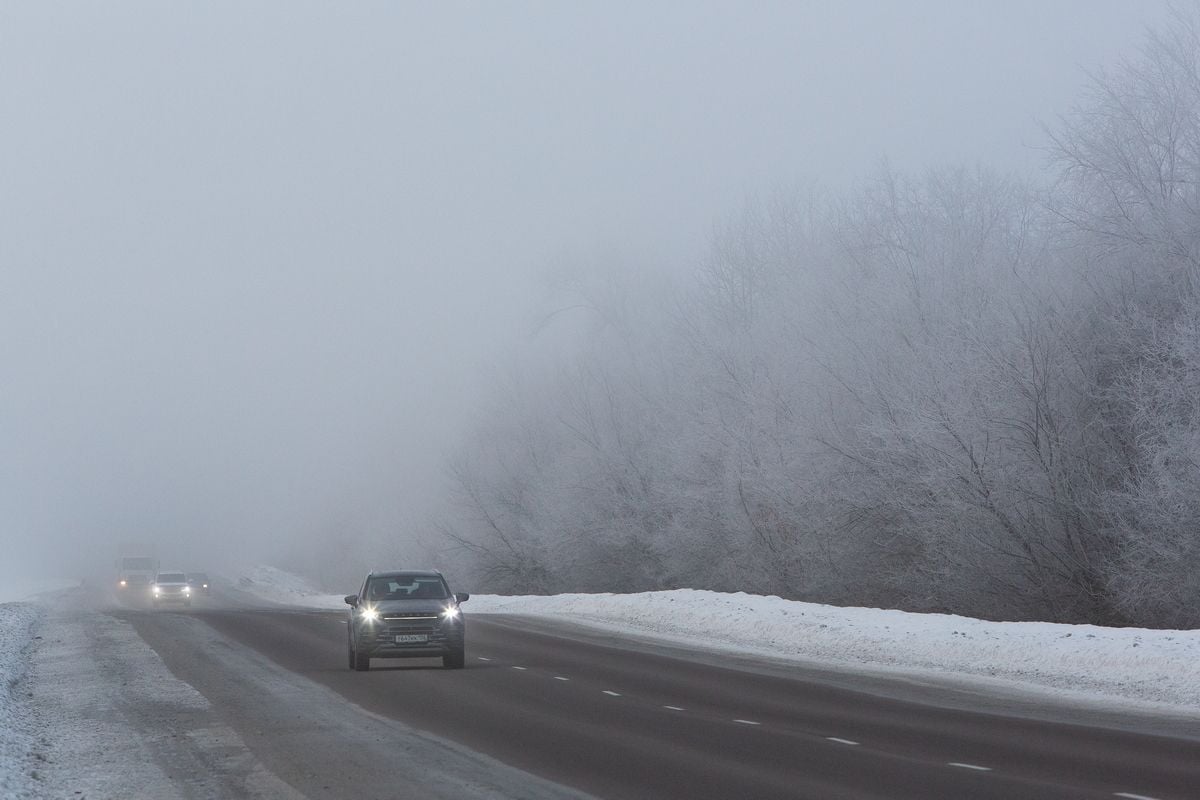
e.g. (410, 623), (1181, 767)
(468, 591), (1200, 714)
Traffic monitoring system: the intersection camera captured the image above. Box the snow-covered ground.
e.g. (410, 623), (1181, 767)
(0, 602), (43, 799)
(0, 578), (82, 796)
(235, 566), (1200, 714)
(0, 577), (79, 796)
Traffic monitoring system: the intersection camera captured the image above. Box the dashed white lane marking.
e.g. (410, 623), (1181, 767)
(553, 676), (570, 681)
(602, 690), (622, 696)
(663, 705), (686, 711)
(1114, 794), (1163, 800)
(477, 657), (491, 661)
(948, 762), (992, 772)
(733, 719), (762, 726)
(826, 737), (859, 746)
(512, 666), (528, 671)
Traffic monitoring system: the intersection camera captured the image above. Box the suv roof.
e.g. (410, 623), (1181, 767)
(368, 569), (442, 578)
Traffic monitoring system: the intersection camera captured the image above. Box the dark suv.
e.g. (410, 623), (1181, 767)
(344, 570), (469, 671)
(186, 572), (210, 594)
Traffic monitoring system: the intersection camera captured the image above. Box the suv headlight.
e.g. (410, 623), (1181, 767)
(441, 605), (460, 621)
(358, 606), (379, 623)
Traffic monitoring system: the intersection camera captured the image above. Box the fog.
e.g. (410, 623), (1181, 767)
(0, 1), (1173, 588)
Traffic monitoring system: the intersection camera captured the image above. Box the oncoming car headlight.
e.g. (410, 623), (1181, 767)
(358, 606), (379, 623)
(183, 586), (191, 594)
(441, 605), (460, 621)
(152, 585), (161, 594)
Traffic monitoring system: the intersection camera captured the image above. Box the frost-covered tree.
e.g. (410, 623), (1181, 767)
(1045, 5), (1200, 625)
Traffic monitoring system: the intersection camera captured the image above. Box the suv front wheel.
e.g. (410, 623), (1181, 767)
(443, 647), (465, 669)
(350, 635), (370, 671)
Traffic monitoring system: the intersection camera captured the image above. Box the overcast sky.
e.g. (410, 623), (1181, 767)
(0, 1), (1174, 579)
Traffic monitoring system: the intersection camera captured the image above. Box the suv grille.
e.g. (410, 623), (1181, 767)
(382, 614), (439, 636)
(359, 612), (461, 648)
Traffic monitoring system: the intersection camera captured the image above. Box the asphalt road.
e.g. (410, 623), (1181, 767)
(115, 592), (1200, 800)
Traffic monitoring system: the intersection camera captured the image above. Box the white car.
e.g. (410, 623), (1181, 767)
(151, 572), (193, 608)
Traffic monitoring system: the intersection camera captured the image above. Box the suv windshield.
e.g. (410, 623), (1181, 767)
(366, 575), (448, 601)
(157, 573), (187, 583)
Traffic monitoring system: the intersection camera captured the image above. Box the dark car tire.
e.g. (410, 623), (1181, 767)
(443, 648), (465, 669)
(353, 643), (370, 671)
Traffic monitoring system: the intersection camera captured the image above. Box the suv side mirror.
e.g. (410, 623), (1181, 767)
(343, 594), (359, 607)
(455, 592), (470, 603)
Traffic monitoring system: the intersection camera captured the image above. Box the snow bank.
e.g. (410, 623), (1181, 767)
(235, 566), (1200, 711)
(235, 564), (347, 609)
(0, 602), (43, 799)
(472, 590), (1200, 711)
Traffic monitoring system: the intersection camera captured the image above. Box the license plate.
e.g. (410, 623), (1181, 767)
(395, 634), (428, 643)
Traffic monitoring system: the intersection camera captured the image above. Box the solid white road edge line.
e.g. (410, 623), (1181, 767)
(1114, 794), (1163, 800)
(733, 719), (762, 726)
(512, 666), (528, 671)
(602, 690), (622, 696)
(553, 676), (570, 681)
(947, 763), (992, 772)
(663, 706), (686, 711)
(826, 737), (859, 746)
(477, 657), (491, 661)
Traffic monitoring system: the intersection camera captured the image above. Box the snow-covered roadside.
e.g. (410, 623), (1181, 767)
(234, 564), (349, 609)
(22, 594), (306, 799)
(472, 590), (1200, 713)
(0, 602), (43, 800)
(234, 566), (1200, 714)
